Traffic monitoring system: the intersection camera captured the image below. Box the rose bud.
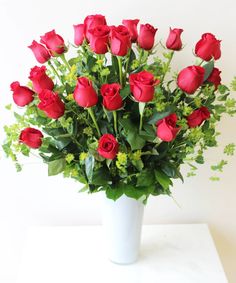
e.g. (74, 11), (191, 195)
(110, 25), (131, 57)
(129, 70), (159, 102)
(97, 134), (119, 159)
(101, 83), (123, 111)
(19, 127), (43, 149)
(88, 25), (110, 54)
(28, 40), (51, 63)
(29, 66), (54, 94)
(74, 77), (98, 108)
(10, 81), (34, 107)
(40, 30), (66, 56)
(84, 14), (107, 41)
(166, 28), (183, 51)
(206, 67), (221, 90)
(122, 19), (139, 42)
(177, 66), (205, 94)
(38, 89), (65, 119)
(73, 24), (85, 46)
(156, 113), (180, 142)
(195, 33), (221, 62)
(187, 106), (210, 128)
(138, 24), (157, 50)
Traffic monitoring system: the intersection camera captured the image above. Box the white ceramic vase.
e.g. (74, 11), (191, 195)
(102, 194), (144, 264)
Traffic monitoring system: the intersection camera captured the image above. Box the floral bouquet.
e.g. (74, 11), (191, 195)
(3, 15), (236, 202)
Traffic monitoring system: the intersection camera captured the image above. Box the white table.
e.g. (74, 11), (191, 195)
(16, 224), (228, 283)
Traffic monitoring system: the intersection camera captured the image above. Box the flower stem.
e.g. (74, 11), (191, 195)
(161, 51), (174, 83)
(113, 111), (118, 135)
(87, 107), (101, 137)
(139, 48), (144, 65)
(47, 60), (63, 84)
(60, 53), (71, 71)
(139, 102), (146, 132)
(117, 56), (123, 87)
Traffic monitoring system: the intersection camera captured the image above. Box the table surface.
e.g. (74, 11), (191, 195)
(16, 224), (228, 283)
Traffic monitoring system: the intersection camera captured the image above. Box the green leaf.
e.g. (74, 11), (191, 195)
(120, 118), (146, 150)
(154, 170), (171, 190)
(203, 61), (214, 81)
(48, 158), (66, 176)
(54, 138), (71, 150)
(106, 184), (123, 200)
(148, 106), (174, 124)
(87, 55), (97, 72)
(124, 185), (147, 200)
(127, 130), (146, 150)
(85, 155), (95, 183)
(120, 85), (130, 100)
(137, 169), (155, 187)
(92, 167), (111, 185)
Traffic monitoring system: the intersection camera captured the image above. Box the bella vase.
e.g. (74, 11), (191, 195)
(102, 194), (145, 264)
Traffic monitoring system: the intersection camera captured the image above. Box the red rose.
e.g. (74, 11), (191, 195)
(110, 25), (131, 56)
(97, 134), (119, 159)
(88, 25), (110, 54)
(29, 66), (54, 94)
(156, 114), (180, 142)
(28, 40), (51, 63)
(20, 127), (43, 149)
(195, 33), (221, 61)
(84, 14), (107, 41)
(129, 71), (159, 102)
(10, 81), (34, 107)
(138, 24), (157, 50)
(38, 90), (65, 119)
(73, 24), (85, 46)
(122, 19), (139, 42)
(101, 83), (123, 111)
(40, 30), (65, 56)
(177, 66), (205, 94)
(187, 106), (210, 128)
(207, 67), (221, 89)
(166, 28), (183, 51)
(74, 77), (98, 108)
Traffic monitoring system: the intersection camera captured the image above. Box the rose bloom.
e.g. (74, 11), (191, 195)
(74, 77), (98, 108)
(129, 70), (159, 102)
(19, 127), (43, 149)
(84, 14), (107, 41)
(138, 23), (157, 50)
(122, 19), (139, 42)
(40, 30), (66, 56)
(10, 81), (34, 107)
(110, 25), (131, 56)
(207, 67), (221, 89)
(166, 28), (183, 51)
(156, 113), (180, 142)
(195, 33), (221, 61)
(97, 134), (119, 159)
(187, 106), (210, 128)
(38, 90), (65, 119)
(101, 83), (123, 111)
(28, 40), (51, 63)
(29, 66), (54, 94)
(88, 25), (110, 54)
(73, 24), (85, 46)
(177, 66), (205, 94)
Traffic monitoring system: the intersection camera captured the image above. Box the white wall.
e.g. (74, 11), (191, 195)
(0, 0), (236, 282)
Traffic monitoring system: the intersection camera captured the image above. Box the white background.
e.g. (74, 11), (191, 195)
(0, 0), (236, 282)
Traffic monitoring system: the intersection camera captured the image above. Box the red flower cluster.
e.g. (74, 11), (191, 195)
(10, 14), (223, 157)
(73, 15), (158, 55)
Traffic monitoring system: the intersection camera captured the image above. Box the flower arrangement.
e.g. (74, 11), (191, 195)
(3, 15), (236, 201)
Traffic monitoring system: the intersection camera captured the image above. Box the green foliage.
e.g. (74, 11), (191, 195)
(2, 32), (236, 201)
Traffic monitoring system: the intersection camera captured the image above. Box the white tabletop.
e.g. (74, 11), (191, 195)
(16, 224), (228, 283)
